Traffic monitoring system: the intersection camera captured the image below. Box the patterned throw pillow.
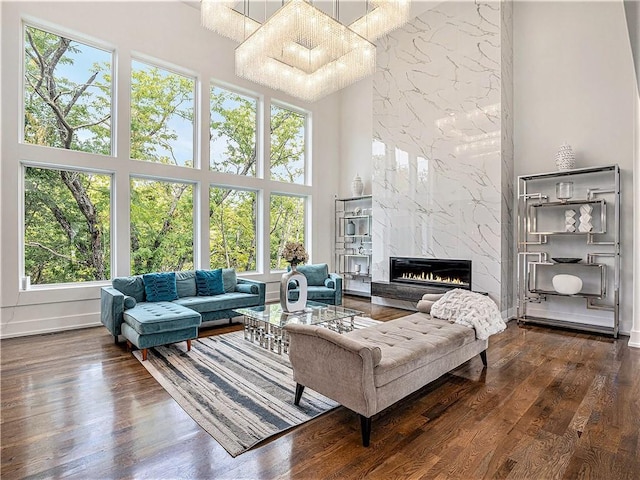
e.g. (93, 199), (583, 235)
(142, 272), (178, 302)
(196, 269), (225, 296)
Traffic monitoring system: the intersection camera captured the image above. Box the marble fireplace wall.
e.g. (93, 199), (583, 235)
(372, 1), (514, 311)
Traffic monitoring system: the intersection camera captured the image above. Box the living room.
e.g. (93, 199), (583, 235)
(1, 0), (639, 478)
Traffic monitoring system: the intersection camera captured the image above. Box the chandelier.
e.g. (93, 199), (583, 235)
(201, 0), (411, 102)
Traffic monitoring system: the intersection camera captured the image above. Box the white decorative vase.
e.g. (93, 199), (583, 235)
(280, 265), (308, 312)
(351, 173), (364, 197)
(552, 274), (583, 295)
(555, 143), (576, 171)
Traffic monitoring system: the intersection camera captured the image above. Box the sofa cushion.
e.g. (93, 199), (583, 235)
(222, 268), (237, 293)
(296, 264), (329, 286)
(175, 270), (197, 298)
(196, 269), (224, 296)
(113, 275), (145, 302)
(346, 313), (476, 387)
(173, 292), (260, 313)
(121, 323), (198, 350)
(143, 272), (178, 302)
(123, 301), (201, 335)
(289, 286), (335, 300)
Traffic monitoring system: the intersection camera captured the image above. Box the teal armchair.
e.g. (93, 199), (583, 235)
(288, 263), (343, 305)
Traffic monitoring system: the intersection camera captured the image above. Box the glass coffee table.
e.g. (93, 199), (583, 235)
(234, 301), (364, 355)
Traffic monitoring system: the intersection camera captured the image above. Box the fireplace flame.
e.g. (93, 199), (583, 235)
(400, 272), (467, 285)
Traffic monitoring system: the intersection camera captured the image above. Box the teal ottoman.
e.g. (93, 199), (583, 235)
(121, 302), (202, 360)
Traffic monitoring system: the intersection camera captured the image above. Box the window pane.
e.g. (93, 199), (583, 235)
(210, 86), (257, 176)
(210, 188), (257, 272)
(270, 194), (305, 270)
(24, 166), (111, 284)
(130, 179), (194, 273)
(270, 105), (305, 184)
(130, 60), (194, 167)
(23, 26), (112, 155)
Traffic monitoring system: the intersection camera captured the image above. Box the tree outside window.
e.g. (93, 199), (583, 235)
(210, 86), (257, 176)
(23, 25), (112, 154)
(210, 188), (257, 272)
(24, 166), (111, 285)
(130, 60), (195, 167)
(270, 105), (306, 184)
(130, 179), (194, 274)
(270, 194), (306, 270)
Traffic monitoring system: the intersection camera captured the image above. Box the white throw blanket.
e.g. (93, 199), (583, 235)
(430, 289), (506, 340)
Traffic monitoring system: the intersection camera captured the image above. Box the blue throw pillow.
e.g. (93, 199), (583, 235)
(196, 269), (225, 296)
(142, 272), (178, 302)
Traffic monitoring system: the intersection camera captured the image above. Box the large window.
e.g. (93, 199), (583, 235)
(210, 188), (257, 272)
(24, 166), (111, 284)
(23, 25), (112, 155)
(210, 86), (257, 176)
(270, 194), (306, 270)
(270, 105), (306, 184)
(18, 22), (314, 288)
(130, 179), (194, 274)
(130, 60), (195, 167)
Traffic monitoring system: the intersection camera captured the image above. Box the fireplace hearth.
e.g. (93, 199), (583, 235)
(390, 257), (472, 290)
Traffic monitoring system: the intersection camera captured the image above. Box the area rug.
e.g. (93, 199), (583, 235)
(133, 317), (379, 457)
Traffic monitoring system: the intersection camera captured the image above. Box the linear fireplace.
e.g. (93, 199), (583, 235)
(389, 257), (472, 290)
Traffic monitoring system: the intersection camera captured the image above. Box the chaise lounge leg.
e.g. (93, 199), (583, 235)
(480, 350), (487, 367)
(126, 340), (132, 352)
(359, 415), (372, 447)
(187, 339), (192, 351)
(294, 383), (305, 406)
(114, 335), (119, 344)
(142, 349), (148, 361)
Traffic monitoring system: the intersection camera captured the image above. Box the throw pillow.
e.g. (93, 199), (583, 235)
(422, 293), (445, 302)
(123, 295), (137, 310)
(222, 268), (237, 293)
(416, 299), (434, 313)
(196, 269), (225, 296)
(142, 272), (178, 302)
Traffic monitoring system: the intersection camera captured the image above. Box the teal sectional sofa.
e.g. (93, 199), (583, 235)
(101, 268), (265, 360)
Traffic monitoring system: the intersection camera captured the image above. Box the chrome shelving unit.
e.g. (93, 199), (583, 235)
(517, 165), (620, 337)
(335, 195), (372, 297)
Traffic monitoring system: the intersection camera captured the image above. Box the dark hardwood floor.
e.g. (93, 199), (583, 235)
(2, 296), (639, 479)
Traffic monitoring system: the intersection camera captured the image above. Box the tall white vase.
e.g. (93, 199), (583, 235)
(351, 173), (364, 197)
(280, 265), (308, 312)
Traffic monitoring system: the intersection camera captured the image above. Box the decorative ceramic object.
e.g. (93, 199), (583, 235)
(351, 173), (364, 197)
(280, 265), (308, 312)
(346, 220), (356, 236)
(555, 143), (576, 171)
(354, 264), (361, 274)
(556, 182), (573, 202)
(552, 274), (583, 295)
(578, 204), (593, 232)
(564, 209), (576, 232)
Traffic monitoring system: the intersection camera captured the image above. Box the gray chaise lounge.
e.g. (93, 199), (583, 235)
(285, 312), (488, 446)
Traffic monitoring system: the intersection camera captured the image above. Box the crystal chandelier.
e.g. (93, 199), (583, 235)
(201, 0), (411, 103)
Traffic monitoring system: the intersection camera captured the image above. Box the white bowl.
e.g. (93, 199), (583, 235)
(552, 274), (583, 295)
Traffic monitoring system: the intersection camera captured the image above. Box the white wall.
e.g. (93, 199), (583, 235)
(513, 0), (636, 334)
(0, 1), (341, 337)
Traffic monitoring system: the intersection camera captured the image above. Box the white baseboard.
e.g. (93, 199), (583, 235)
(1, 312), (101, 339)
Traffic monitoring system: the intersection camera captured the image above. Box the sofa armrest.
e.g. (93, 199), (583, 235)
(101, 286), (125, 337)
(284, 323), (380, 417)
(328, 273), (343, 305)
(236, 278), (266, 306)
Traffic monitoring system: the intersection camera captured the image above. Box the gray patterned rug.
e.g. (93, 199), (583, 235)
(133, 318), (378, 457)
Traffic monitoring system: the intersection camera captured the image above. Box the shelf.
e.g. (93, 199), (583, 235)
(528, 289), (604, 300)
(342, 235), (372, 240)
(343, 215), (371, 220)
(517, 164), (620, 338)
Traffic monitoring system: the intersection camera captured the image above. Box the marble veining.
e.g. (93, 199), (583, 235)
(373, 0), (513, 310)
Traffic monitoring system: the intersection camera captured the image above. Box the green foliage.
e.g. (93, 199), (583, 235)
(24, 167), (111, 283)
(270, 105), (305, 184)
(210, 87), (257, 175)
(270, 195), (305, 270)
(130, 61), (194, 166)
(210, 188), (257, 272)
(130, 179), (194, 274)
